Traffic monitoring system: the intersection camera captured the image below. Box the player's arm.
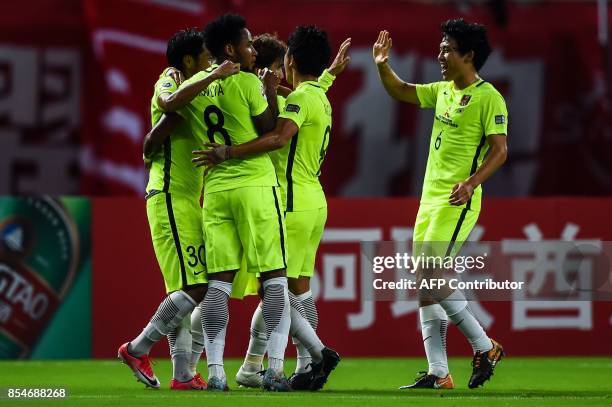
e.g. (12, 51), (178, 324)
(373, 31), (419, 104)
(251, 69), (280, 135)
(143, 113), (183, 160)
(317, 37), (352, 93)
(192, 118), (298, 169)
(277, 86), (292, 98)
(449, 135), (508, 206)
(157, 61), (240, 112)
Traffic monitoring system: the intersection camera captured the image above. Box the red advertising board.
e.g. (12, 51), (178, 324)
(92, 198), (612, 358)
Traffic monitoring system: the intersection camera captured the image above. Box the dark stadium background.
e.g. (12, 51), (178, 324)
(0, 0), (610, 363)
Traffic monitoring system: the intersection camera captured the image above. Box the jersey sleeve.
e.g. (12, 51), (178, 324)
(277, 95), (287, 113)
(278, 91), (308, 128)
(481, 92), (508, 137)
(155, 76), (178, 96)
(173, 71), (210, 121)
(415, 82), (442, 109)
(317, 69), (336, 92)
(242, 73), (269, 117)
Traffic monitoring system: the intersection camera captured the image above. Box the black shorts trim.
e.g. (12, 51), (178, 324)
(285, 133), (299, 212)
(165, 193), (187, 287)
(445, 208), (468, 257)
(162, 138), (171, 193)
(272, 187), (287, 269)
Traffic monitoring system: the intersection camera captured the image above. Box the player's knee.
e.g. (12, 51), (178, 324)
(259, 268), (286, 281)
(288, 276), (310, 295)
(183, 283), (207, 303)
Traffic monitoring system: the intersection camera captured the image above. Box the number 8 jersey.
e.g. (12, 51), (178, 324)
(177, 65), (277, 194)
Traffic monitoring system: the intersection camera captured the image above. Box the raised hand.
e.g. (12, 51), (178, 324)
(328, 38), (352, 76)
(212, 60), (240, 80)
(259, 68), (281, 91)
(373, 30), (392, 66)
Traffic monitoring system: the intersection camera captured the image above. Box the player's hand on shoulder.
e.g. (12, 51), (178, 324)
(164, 67), (184, 85)
(212, 60), (240, 80)
(328, 38), (352, 76)
(373, 30), (392, 66)
(449, 181), (475, 206)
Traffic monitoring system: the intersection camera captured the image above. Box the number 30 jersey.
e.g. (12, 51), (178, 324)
(277, 80), (333, 212)
(177, 66), (277, 194)
(415, 79), (508, 212)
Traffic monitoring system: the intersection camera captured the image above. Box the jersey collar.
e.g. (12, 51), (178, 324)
(452, 78), (484, 93)
(297, 80), (320, 90)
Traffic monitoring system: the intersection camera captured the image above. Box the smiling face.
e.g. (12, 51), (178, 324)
(437, 36), (473, 82)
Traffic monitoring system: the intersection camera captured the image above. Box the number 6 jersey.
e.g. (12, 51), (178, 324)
(415, 79), (508, 211)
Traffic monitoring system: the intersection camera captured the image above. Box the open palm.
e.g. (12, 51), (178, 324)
(373, 30), (392, 65)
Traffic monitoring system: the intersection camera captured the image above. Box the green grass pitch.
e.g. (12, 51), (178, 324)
(0, 358), (610, 406)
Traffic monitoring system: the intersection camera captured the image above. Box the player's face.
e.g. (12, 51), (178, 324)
(195, 44), (212, 72)
(284, 51), (294, 86)
(437, 37), (467, 81)
(270, 57), (285, 81)
(234, 28), (257, 71)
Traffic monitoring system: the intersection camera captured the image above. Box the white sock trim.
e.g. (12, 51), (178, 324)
(440, 290), (467, 317)
(171, 290), (197, 306)
(419, 304), (447, 322)
(262, 276), (288, 289)
(295, 290), (313, 302)
(208, 280), (232, 297)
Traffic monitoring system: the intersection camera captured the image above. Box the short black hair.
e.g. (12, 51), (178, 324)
(166, 28), (205, 71)
(287, 25), (331, 77)
(203, 14), (247, 60)
(253, 34), (287, 69)
(441, 18), (492, 71)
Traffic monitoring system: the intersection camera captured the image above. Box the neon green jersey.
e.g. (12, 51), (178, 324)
(415, 79), (508, 211)
(178, 67), (277, 194)
(146, 75), (203, 199)
(277, 75), (333, 212)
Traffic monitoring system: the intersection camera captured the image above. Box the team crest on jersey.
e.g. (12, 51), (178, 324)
(460, 95), (471, 106)
(286, 104), (300, 113)
(495, 115), (506, 124)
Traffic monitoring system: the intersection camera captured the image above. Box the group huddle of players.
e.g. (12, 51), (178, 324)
(118, 13), (509, 393)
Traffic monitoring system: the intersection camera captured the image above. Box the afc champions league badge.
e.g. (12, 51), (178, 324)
(0, 197), (80, 358)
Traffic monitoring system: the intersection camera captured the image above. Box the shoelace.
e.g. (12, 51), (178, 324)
(414, 371), (429, 381)
(472, 352), (483, 369)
